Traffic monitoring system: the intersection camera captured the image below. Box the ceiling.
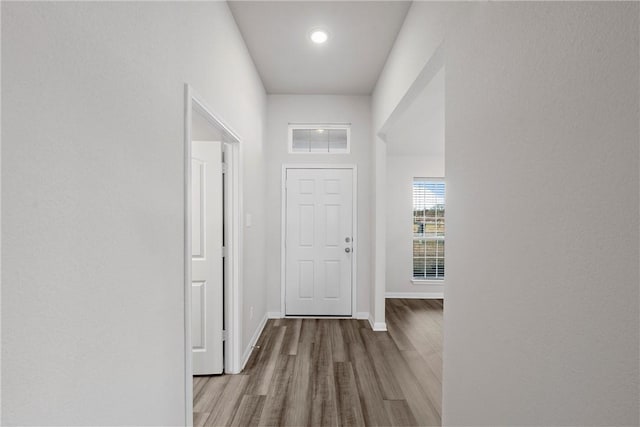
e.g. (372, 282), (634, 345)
(385, 67), (444, 156)
(228, 1), (411, 95)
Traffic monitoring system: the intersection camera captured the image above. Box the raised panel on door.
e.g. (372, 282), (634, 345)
(191, 281), (206, 350)
(191, 141), (223, 375)
(285, 168), (353, 316)
(192, 159), (205, 259)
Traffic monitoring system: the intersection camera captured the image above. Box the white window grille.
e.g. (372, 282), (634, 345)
(288, 124), (350, 154)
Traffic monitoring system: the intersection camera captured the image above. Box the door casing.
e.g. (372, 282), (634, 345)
(281, 164), (358, 318)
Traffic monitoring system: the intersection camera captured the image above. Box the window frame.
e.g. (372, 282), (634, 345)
(412, 178), (445, 282)
(287, 124), (351, 154)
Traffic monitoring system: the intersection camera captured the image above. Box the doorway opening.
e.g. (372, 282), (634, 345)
(183, 84), (243, 426)
(376, 44), (445, 421)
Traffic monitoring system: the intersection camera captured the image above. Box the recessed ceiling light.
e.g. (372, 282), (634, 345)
(309, 29), (329, 44)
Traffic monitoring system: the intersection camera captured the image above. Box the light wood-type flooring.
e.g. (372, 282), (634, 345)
(193, 298), (443, 426)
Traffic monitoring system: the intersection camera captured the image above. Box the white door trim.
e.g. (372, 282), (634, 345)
(184, 84), (244, 427)
(280, 164), (358, 318)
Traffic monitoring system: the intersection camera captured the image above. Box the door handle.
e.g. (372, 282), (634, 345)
(345, 248), (351, 253)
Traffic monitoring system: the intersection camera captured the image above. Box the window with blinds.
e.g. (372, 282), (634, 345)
(413, 180), (445, 280)
(288, 125), (350, 154)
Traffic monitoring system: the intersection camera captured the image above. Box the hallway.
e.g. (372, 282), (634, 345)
(193, 299), (443, 426)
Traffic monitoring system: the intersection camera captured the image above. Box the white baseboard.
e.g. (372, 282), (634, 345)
(267, 311), (367, 319)
(240, 313), (268, 371)
(386, 292), (444, 299)
(368, 315), (387, 331)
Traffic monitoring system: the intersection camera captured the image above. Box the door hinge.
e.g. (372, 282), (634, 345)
(222, 163), (228, 174)
(222, 330), (228, 341)
(222, 246), (227, 257)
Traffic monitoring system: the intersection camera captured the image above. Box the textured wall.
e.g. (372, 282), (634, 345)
(2, 2), (266, 424)
(444, 3), (639, 425)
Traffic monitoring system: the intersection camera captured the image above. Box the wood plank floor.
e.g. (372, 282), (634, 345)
(194, 299), (443, 427)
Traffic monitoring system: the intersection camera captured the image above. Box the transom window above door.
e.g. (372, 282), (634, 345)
(413, 179), (445, 280)
(288, 124), (350, 154)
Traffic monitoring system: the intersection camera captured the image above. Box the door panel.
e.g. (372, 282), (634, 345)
(191, 159), (205, 259)
(191, 281), (205, 350)
(285, 168), (353, 316)
(191, 141), (223, 375)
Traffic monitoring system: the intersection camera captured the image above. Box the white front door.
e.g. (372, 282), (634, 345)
(191, 141), (223, 375)
(285, 168), (354, 316)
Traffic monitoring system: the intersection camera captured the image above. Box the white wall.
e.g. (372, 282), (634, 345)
(372, 1), (463, 130)
(374, 1), (639, 424)
(443, 2), (639, 425)
(371, 1), (462, 329)
(383, 57), (445, 299)
(265, 95), (372, 318)
(386, 155), (444, 297)
(1, 2), (266, 425)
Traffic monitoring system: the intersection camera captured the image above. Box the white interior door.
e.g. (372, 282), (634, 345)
(191, 141), (223, 375)
(285, 168), (353, 316)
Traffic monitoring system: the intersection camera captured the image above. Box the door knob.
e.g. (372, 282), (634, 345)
(345, 248), (351, 253)
(345, 237), (351, 243)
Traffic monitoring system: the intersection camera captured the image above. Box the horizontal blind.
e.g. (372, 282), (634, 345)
(412, 180), (445, 279)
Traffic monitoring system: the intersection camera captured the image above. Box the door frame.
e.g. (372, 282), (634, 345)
(280, 164), (358, 318)
(184, 84), (243, 426)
